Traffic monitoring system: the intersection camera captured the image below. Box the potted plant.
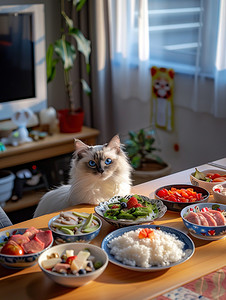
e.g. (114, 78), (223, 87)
(124, 128), (171, 185)
(46, 0), (91, 133)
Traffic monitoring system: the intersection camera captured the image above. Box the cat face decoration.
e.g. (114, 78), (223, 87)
(150, 66), (175, 131)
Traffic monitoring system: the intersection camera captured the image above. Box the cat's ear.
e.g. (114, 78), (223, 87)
(74, 139), (89, 158)
(106, 135), (121, 153)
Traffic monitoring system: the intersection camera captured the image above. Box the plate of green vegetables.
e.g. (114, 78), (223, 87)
(94, 194), (167, 228)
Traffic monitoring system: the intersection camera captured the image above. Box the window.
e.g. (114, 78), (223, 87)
(109, 0), (226, 116)
(130, 0), (220, 77)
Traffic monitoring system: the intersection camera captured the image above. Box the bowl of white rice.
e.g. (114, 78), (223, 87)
(101, 225), (194, 272)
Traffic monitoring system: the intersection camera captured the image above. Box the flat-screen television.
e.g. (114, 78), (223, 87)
(0, 4), (47, 122)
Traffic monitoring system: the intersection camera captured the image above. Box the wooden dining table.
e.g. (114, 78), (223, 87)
(1, 158), (226, 300)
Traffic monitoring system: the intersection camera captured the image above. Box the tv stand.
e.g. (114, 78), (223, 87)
(0, 126), (99, 213)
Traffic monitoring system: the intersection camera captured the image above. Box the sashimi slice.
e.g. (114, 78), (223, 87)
(22, 237), (45, 254)
(184, 211), (201, 225)
(208, 210), (226, 226)
(23, 227), (40, 239)
(200, 212), (217, 226)
(196, 213), (209, 226)
(35, 230), (53, 248)
(9, 234), (30, 245)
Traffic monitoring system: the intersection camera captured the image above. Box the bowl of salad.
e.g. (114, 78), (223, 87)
(94, 194), (167, 228)
(181, 202), (226, 240)
(0, 227), (53, 269)
(154, 184), (209, 212)
(48, 211), (102, 244)
(190, 168), (226, 194)
(38, 242), (108, 287)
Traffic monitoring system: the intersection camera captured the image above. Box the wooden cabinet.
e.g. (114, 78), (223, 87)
(0, 127), (99, 212)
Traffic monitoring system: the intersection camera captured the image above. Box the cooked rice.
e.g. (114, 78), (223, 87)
(108, 228), (185, 268)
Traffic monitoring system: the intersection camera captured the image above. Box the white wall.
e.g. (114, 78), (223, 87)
(113, 73), (226, 174)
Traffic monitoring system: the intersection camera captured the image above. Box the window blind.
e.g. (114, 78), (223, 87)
(132, 0), (219, 76)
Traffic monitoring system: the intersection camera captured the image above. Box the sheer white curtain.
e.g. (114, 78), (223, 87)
(109, 0), (151, 102)
(108, 0), (226, 117)
(214, 0), (226, 117)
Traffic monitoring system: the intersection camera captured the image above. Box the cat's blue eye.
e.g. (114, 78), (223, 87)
(88, 160), (96, 167)
(105, 158), (112, 165)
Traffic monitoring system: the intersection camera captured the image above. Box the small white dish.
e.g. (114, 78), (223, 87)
(212, 183), (226, 204)
(190, 169), (226, 194)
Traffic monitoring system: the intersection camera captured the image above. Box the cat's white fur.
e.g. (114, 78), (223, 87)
(33, 135), (132, 217)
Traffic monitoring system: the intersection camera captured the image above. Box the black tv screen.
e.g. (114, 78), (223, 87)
(0, 13), (35, 102)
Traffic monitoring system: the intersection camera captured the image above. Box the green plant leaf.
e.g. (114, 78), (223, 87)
(70, 28), (91, 65)
(46, 44), (59, 83)
(137, 129), (145, 144)
(128, 131), (137, 141)
(61, 11), (74, 30)
(124, 140), (139, 157)
(131, 155), (142, 169)
(81, 79), (91, 95)
(124, 127), (164, 169)
(86, 63), (90, 74)
(54, 38), (76, 71)
(74, 0), (87, 11)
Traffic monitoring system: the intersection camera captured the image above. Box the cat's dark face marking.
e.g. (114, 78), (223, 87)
(85, 149), (114, 175)
(73, 135), (125, 179)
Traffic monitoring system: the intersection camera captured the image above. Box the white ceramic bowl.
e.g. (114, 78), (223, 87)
(38, 243), (108, 288)
(190, 169), (226, 194)
(0, 228), (53, 269)
(212, 183), (226, 204)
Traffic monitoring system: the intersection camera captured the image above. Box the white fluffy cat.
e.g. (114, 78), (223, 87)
(33, 135), (132, 217)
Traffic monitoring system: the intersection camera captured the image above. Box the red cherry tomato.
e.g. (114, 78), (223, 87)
(157, 188), (168, 198)
(66, 255), (77, 264)
(1, 241), (24, 256)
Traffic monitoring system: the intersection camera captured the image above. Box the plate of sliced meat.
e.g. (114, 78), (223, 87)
(180, 203), (226, 240)
(0, 227), (53, 268)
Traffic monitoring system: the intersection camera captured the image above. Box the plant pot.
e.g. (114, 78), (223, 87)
(58, 109), (84, 133)
(0, 170), (15, 207)
(132, 162), (171, 185)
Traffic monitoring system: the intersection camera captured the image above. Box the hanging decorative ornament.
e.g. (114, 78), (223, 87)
(150, 66), (175, 131)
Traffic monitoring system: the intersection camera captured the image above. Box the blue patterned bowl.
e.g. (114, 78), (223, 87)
(0, 228), (53, 269)
(180, 203), (226, 240)
(48, 212), (102, 244)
